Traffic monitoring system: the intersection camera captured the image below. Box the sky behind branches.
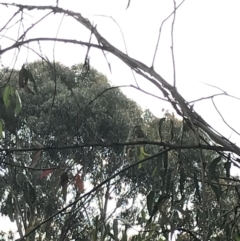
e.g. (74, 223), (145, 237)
(0, 0), (240, 238)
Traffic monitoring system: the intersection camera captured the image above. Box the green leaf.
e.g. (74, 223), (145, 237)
(209, 156), (221, 182)
(147, 191), (154, 216)
(103, 223), (110, 240)
(141, 209), (146, 222)
(157, 152), (166, 185)
(14, 90), (22, 116)
(6, 192), (14, 222)
(122, 230), (127, 241)
(163, 149), (168, 174)
(152, 166), (157, 177)
(224, 161), (231, 178)
(148, 194), (169, 224)
(209, 156), (221, 171)
(210, 183), (222, 202)
(92, 229), (97, 241)
(233, 232), (240, 241)
(194, 170), (201, 202)
(0, 120), (3, 139)
(3, 85), (14, 109)
(170, 119), (174, 141)
(224, 154), (231, 178)
(28, 70), (38, 95)
(138, 146), (150, 161)
(166, 168), (172, 194)
(113, 219), (118, 241)
(158, 118), (166, 141)
(179, 167), (185, 195)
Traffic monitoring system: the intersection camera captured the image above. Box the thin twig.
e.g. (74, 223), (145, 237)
(0, 140), (234, 153)
(1, 161), (66, 171)
(0, 10), (20, 32)
(151, 0), (186, 67)
(211, 97), (240, 136)
(92, 14), (139, 87)
(17, 11), (52, 41)
(51, 13), (65, 109)
(171, 0), (177, 87)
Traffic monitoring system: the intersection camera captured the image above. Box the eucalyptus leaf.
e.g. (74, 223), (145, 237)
(147, 191), (154, 216)
(14, 89), (22, 116)
(113, 219), (118, 241)
(0, 120), (3, 139)
(158, 118), (166, 141)
(194, 170), (201, 202)
(3, 85), (14, 109)
(208, 156), (222, 185)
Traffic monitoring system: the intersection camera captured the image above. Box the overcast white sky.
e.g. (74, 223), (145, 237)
(1, 0), (240, 238)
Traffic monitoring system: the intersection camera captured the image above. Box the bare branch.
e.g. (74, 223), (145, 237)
(0, 9), (20, 33)
(171, 0), (177, 87)
(151, 0), (186, 67)
(211, 97), (240, 136)
(0, 140), (235, 154)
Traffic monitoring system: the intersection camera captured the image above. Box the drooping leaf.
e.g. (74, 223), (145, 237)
(19, 65), (29, 88)
(152, 166), (157, 177)
(75, 173), (84, 193)
(103, 224), (110, 240)
(170, 119), (174, 141)
(92, 216), (99, 241)
(166, 168), (172, 194)
(233, 231), (240, 241)
(14, 90), (22, 116)
(60, 171), (69, 201)
(163, 149), (168, 174)
(113, 219), (118, 241)
(138, 146), (150, 160)
(27, 69), (38, 95)
(157, 152), (166, 185)
(225, 154), (231, 178)
(210, 183), (222, 202)
(158, 118), (166, 141)
(30, 150), (42, 168)
(3, 85), (14, 109)
(147, 191), (154, 216)
(40, 169), (54, 179)
(141, 209), (146, 222)
(209, 156), (221, 176)
(126, 147), (134, 162)
(148, 194), (169, 225)
(6, 192), (14, 222)
(122, 230), (127, 241)
(179, 167), (185, 196)
(92, 228), (97, 241)
(28, 182), (36, 204)
(0, 120), (3, 139)
(194, 170), (201, 202)
(24, 85), (35, 95)
(224, 161), (231, 178)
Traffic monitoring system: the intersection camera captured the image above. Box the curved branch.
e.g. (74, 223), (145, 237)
(1, 3), (240, 156)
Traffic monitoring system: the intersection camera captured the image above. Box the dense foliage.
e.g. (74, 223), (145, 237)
(0, 61), (239, 241)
